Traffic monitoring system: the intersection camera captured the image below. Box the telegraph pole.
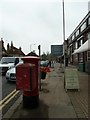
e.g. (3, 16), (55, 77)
(38, 45), (41, 90)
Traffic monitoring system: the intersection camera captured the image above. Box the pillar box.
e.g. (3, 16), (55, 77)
(16, 56), (40, 108)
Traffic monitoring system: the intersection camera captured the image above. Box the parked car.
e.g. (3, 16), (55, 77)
(6, 61), (23, 82)
(0, 57), (22, 76)
(6, 60), (48, 82)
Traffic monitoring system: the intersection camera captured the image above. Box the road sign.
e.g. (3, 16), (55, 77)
(64, 68), (80, 91)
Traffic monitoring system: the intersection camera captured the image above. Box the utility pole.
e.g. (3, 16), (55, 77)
(38, 45), (41, 57)
(38, 45), (41, 90)
(62, 0), (66, 68)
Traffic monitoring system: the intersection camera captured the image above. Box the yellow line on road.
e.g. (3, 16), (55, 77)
(0, 89), (16, 105)
(0, 91), (19, 110)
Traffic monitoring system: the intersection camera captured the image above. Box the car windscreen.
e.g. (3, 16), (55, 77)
(0, 58), (16, 64)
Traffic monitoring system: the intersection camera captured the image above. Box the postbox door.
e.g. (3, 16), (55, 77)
(16, 63), (36, 91)
(16, 66), (30, 90)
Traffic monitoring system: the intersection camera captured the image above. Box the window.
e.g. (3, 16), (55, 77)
(79, 53), (83, 62)
(72, 35), (74, 40)
(88, 17), (90, 25)
(88, 51), (90, 60)
(78, 40), (81, 48)
(81, 39), (83, 45)
(76, 30), (79, 36)
(75, 42), (78, 49)
(74, 54), (78, 62)
(87, 32), (90, 39)
(80, 22), (86, 32)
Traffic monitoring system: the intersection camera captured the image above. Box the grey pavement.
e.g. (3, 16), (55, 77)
(3, 63), (88, 119)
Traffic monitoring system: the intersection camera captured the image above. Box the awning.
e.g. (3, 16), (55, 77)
(72, 39), (90, 54)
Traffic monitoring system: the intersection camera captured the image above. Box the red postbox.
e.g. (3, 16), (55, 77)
(16, 56), (40, 108)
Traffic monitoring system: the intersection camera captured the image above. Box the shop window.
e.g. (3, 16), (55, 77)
(88, 51), (90, 60)
(88, 17), (90, 25)
(79, 53), (83, 62)
(75, 54), (78, 62)
(87, 32), (90, 39)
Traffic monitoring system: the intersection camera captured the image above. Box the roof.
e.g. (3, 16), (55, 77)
(26, 52), (39, 57)
(7, 46), (25, 56)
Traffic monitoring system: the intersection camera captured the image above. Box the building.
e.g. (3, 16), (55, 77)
(26, 51), (39, 57)
(67, 11), (90, 72)
(6, 41), (25, 57)
(0, 38), (25, 58)
(0, 38), (8, 59)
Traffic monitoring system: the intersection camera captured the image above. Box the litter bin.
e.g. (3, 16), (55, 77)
(40, 71), (46, 79)
(78, 62), (85, 72)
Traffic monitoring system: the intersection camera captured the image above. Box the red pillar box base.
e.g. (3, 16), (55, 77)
(23, 91), (39, 109)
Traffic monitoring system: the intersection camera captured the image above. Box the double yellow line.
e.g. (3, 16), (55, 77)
(0, 89), (19, 110)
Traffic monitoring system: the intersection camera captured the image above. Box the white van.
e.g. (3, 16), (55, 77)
(0, 57), (22, 75)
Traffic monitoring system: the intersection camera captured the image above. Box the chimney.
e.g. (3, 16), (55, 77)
(7, 43), (9, 50)
(19, 47), (21, 51)
(1, 38), (4, 47)
(11, 41), (13, 48)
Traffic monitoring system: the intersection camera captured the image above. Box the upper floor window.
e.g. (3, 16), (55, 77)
(76, 30), (79, 36)
(72, 34), (74, 40)
(75, 42), (78, 49)
(78, 39), (82, 48)
(80, 22), (86, 32)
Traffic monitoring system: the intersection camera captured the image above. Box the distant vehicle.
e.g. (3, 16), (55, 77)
(40, 60), (49, 67)
(0, 57), (22, 76)
(6, 61), (23, 82)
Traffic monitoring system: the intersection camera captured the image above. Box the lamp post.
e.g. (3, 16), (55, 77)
(30, 43), (35, 52)
(62, 0), (66, 68)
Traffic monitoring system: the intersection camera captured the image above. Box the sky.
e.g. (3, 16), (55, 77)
(0, 0), (89, 55)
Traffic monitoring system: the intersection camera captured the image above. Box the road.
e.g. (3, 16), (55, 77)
(2, 75), (16, 99)
(0, 75), (21, 116)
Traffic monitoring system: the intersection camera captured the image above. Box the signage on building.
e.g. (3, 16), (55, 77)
(64, 68), (80, 91)
(51, 45), (63, 56)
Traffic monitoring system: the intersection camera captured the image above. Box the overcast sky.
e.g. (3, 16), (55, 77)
(0, 0), (89, 55)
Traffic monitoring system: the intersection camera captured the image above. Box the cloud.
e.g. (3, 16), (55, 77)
(0, 0), (89, 54)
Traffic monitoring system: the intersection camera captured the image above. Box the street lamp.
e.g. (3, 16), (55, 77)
(30, 43), (35, 52)
(62, 0), (66, 68)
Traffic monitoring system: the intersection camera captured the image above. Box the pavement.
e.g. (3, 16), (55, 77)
(3, 63), (88, 119)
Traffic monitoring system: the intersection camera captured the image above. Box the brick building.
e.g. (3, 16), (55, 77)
(0, 38), (25, 59)
(6, 41), (25, 57)
(67, 11), (90, 72)
(0, 38), (8, 60)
